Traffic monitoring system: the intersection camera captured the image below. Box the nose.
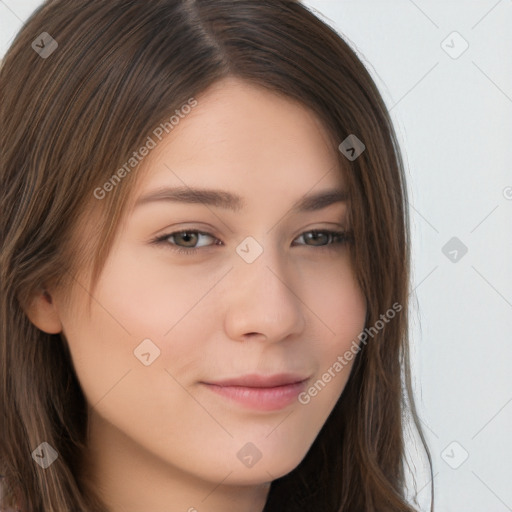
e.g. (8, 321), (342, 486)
(222, 243), (306, 344)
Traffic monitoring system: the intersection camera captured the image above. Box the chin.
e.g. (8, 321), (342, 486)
(228, 452), (306, 486)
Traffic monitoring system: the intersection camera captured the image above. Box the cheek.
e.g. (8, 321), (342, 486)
(306, 256), (367, 343)
(56, 249), (229, 406)
(301, 265), (366, 395)
(89, 245), (230, 338)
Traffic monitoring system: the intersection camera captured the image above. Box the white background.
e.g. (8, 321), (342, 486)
(1, 1), (511, 511)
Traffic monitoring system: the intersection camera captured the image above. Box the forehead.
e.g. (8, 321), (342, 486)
(128, 77), (345, 211)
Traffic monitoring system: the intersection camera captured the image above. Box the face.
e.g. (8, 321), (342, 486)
(46, 77), (366, 488)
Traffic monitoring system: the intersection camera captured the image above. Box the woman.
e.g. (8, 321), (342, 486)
(0, 0), (433, 511)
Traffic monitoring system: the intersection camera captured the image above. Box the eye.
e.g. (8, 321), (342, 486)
(150, 228), (352, 255)
(293, 229), (352, 248)
(151, 230), (221, 255)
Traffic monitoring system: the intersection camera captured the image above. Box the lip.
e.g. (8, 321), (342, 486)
(205, 373), (309, 388)
(201, 373), (310, 411)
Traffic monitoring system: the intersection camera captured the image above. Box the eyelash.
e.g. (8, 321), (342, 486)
(150, 229), (353, 255)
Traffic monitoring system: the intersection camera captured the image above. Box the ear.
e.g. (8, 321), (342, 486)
(24, 289), (63, 334)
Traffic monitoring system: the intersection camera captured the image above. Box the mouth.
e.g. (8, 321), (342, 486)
(200, 373), (310, 411)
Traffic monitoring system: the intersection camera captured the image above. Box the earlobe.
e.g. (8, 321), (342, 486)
(24, 289), (63, 334)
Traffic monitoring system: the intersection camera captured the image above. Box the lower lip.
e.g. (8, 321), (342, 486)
(202, 381), (307, 411)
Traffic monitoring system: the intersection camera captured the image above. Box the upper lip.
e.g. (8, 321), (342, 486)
(203, 373), (310, 388)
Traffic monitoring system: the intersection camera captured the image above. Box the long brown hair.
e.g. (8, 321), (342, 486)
(0, 0), (433, 510)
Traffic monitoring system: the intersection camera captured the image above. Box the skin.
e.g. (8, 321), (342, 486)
(26, 77), (367, 512)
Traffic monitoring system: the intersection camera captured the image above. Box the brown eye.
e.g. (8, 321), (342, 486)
(150, 230), (220, 254)
(172, 231), (200, 248)
(303, 231), (329, 246)
(295, 230), (351, 248)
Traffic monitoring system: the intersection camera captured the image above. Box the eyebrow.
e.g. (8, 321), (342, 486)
(134, 186), (348, 213)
